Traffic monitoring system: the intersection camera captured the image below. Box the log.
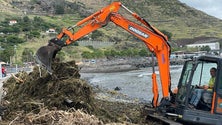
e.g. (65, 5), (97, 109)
(11, 73), (24, 83)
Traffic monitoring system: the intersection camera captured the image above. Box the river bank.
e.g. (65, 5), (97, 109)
(80, 57), (186, 73)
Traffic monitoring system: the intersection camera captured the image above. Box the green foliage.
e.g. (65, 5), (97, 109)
(26, 31), (41, 39)
(33, 16), (44, 22)
(82, 47), (150, 59)
(171, 47), (183, 52)
(86, 45), (94, 50)
(119, 49), (133, 57)
(1, 16), (58, 33)
(0, 15), (59, 50)
(55, 5), (65, 14)
(110, 49), (119, 57)
(58, 0), (86, 14)
(21, 48), (34, 62)
(56, 51), (66, 61)
(6, 35), (25, 45)
(1, 0), (222, 64)
(81, 49), (104, 59)
(73, 42), (79, 46)
(138, 48), (149, 57)
(91, 30), (103, 40)
(0, 46), (14, 62)
(186, 46), (198, 52)
(21, 25), (32, 32)
(23, 16), (30, 22)
(0, 26), (20, 33)
(93, 49), (104, 58)
(200, 45), (211, 52)
(0, 37), (4, 42)
(161, 30), (173, 40)
(81, 51), (94, 59)
(104, 50), (111, 57)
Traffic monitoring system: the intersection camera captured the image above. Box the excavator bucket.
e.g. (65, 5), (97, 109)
(35, 46), (58, 73)
(35, 38), (63, 73)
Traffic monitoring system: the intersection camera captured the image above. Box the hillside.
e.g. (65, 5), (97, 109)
(0, 0), (23, 21)
(69, 0), (222, 40)
(1, 0), (222, 40)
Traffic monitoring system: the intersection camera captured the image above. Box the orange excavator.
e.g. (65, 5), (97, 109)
(36, 2), (222, 125)
(36, 1), (171, 108)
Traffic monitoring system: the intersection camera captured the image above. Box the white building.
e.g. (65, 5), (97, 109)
(9, 20), (17, 25)
(186, 42), (220, 50)
(46, 28), (56, 34)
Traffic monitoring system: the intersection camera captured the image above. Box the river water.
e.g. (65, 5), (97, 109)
(81, 65), (183, 103)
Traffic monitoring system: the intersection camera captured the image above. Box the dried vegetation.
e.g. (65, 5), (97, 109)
(0, 60), (157, 125)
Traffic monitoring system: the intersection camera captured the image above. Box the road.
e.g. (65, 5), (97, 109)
(0, 75), (10, 102)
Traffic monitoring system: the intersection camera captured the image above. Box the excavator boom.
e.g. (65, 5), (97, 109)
(35, 2), (171, 107)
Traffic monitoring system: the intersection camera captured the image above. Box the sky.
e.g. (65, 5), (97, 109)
(179, 0), (222, 19)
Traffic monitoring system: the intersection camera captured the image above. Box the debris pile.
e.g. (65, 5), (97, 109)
(0, 60), (151, 125)
(2, 61), (97, 123)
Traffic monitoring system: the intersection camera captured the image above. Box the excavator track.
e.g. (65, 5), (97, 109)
(143, 104), (183, 125)
(147, 114), (183, 125)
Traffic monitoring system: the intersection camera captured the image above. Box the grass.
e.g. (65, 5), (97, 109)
(15, 35), (96, 64)
(15, 37), (50, 63)
(2, 0), (222, 64)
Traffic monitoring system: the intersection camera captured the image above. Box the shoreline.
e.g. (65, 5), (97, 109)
(80, 64), (139, 73)
(79, 57), (186, 73)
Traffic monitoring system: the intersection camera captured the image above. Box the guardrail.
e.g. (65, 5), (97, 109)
(5, 65), (33, 74)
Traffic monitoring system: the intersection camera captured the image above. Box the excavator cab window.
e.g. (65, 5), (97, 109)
(176, 59), (217, 109)
(191, 61), (217, 86)
(176, 60), (194, 105)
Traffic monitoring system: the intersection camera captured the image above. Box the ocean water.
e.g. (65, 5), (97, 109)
(81, 65), (183, 103)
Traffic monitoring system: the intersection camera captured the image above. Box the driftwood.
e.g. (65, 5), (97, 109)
(11, 73), (24, 83)
(8, 108), (103, 125)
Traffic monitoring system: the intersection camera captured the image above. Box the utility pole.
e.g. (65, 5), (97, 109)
(14, 45), (17, 64)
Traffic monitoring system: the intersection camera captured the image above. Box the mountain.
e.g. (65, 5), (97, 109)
(0, 0), (23, 21)
(69, 0), (222, 40)
(1, 0), (222, 40)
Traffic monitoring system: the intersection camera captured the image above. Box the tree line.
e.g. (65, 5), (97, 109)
(0, 16), (59, 63)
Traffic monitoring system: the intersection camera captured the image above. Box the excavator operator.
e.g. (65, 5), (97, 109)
(189, 67), (216, 108)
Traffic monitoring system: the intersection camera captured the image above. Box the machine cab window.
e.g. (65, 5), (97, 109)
(176, 58), (220, 112)
(191, 62), (217, 87)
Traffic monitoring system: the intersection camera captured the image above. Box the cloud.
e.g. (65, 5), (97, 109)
(179, 0), (222, 19)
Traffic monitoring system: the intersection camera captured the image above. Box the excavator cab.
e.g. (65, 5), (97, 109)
(172, 55), (222, 125)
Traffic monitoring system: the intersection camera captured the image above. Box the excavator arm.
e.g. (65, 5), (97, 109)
(35, 2), (171, 107)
